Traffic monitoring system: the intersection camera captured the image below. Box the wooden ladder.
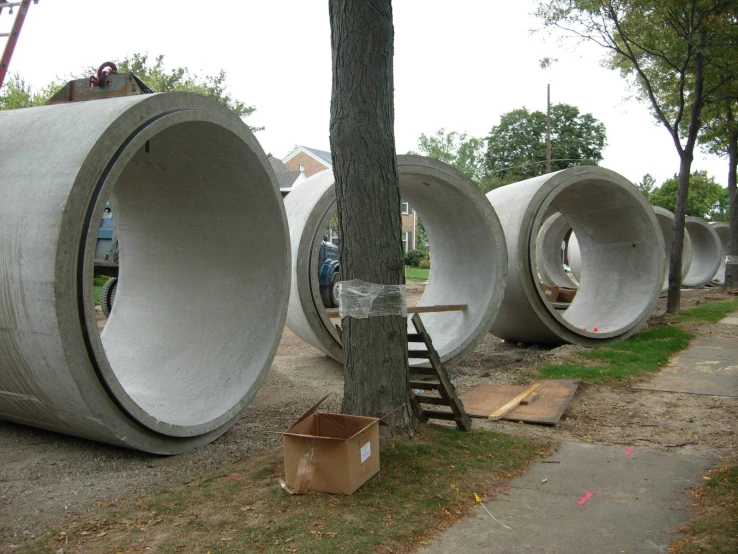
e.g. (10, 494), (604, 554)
(408, 313), (471, 431)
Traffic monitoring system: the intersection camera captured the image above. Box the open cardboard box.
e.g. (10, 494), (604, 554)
(282, 395), (380, 495)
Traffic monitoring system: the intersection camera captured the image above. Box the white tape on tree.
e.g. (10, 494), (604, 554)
(337, 279), (407, 319)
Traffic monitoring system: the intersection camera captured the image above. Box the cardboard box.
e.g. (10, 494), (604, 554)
(282, 396), (380, 495)
(541, 283), (577, 303)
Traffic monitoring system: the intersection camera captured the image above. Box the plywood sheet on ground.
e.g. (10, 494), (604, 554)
(459, 379), (580, 425)
(633, 337), (738, 397)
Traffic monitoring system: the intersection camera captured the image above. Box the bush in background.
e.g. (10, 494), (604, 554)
(404, 249), (425, 267)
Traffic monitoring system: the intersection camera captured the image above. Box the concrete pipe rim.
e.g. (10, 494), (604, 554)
(652, 206), (693, 292)
(76, 105), (289, 439)
(683, 216), (722, 287)
(522, 169), (664, 345)
(288, 155), (508, 368)
(709, 221), (729, 284)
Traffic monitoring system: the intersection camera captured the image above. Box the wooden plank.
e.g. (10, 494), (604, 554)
(414, 395), (450, 406)
(459, 380), (581, 425)
(520, 392), (539, 405)
(408, 350), (431, 359)
(487, 384), (543, 420)
(407, 333), (424, 343)
(408, 366), (437, 376)
(409, 391), (428, 423)
(409, 381), (441, 391)
(421, 410), (457, 421)
(412, 314), (471, 432)
(324, 304), (468, 318)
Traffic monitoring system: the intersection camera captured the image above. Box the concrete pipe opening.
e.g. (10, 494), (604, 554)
(0, 93), (289, 453)
(487, 166), (664, 347)
(683, 217), (721, 287)
(536, 213), (578, 289)
(652, 206), (693, 292)
(710, 222), (729, 285)
(284, 155), (507, 368)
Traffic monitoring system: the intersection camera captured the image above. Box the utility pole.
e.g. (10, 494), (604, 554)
(546, 83), (551, 173)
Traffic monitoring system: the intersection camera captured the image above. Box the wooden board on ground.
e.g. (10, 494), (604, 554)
(459, 379), (580, 425)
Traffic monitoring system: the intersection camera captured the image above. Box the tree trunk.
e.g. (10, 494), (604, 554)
(666, 36), (705, 314)
(726, 123), (738, 289)
(666, 155), (693, 313)
(328, 0), (412, 433)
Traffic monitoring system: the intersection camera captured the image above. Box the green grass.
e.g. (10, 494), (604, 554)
(24, 427), (544, 554)
(675, 298), (738, 323)
(672, 465), (738, 553)
(93, 285), (103, 306)
(539, 325), (693, 383)
(537, 297), (738, 384)
(406, 266), (430, 282)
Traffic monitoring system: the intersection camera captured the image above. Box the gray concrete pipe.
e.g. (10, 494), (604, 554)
(652, 206), (693, 292)
(536, 213), (578, 289)
(486, 166), (664, 347)
(710, 221), (729, 285)
(0, 93), (290, 454)
(683, 216), (721, 287)
(284, 155), (508, 368)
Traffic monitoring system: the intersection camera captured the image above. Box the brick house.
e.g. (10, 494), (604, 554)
(282, 146), (418, 251)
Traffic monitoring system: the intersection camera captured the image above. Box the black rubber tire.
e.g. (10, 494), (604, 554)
(329, 271), (340, 308)
(100, 277), (118, 318)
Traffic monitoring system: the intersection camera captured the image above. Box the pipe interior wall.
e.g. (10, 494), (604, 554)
(487, 167), (664, 347)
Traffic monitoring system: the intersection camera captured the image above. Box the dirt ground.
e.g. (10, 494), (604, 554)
(1, 285), (737, 549)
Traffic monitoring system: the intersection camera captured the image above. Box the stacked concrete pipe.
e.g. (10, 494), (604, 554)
(652, 206), (693, 292)
(487, 166), (664, 347)
(536, 213), (578, 289)
(682, 216), (721, 287)
(710, 221), (729, 285)
(284, 155), (507, 368)
(0, 93), (290, 454)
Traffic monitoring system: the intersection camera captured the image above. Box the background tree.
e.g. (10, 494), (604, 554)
(484, 103), (607, 185)
(537, 0), (738, 312)
(650, 171), (729, 221)
(637, 173), (657, 198)
(329, 0), (411, 432)
(699, 97), (738, 286)
(0, 53), (261, 130)
(411, 129), (495, 191)
(0, 73), (59, 109)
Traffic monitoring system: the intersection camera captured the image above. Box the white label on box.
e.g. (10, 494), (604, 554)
(360, 441), (371, 463)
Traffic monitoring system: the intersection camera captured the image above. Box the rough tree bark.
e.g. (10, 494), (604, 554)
(726, 113), (738, 289)
(328, 0), (412, 432)
(666, 39), (705, 314)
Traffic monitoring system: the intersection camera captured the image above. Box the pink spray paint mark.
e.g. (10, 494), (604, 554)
(578, 492), (593, 505)
(624, 447), (633, 456)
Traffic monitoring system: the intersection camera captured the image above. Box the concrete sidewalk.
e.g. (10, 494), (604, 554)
(417, 441), (712, 554)
(418, 311), (738, 553)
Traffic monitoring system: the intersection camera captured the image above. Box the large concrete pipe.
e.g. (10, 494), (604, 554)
(486, 166), (664, 347)
(711, 221), (729, 285)
(536, 213), (577, 288)
(652, 206), (693, 292)
(0, 93), (290, 454)
(284, 155), (507, 367)
(683, 217), (721, 287)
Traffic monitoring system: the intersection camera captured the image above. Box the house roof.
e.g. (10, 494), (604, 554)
(268, 156), (302, 189)
(282, 146), (333, 168)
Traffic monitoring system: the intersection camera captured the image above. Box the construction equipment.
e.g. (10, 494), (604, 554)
(0, 0), (38, 90)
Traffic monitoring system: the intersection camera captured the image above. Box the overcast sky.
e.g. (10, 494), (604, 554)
(7, 0), (729, 188)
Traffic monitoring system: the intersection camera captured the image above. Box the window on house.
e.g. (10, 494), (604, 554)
(299, 164), (305, 172)
(402, 231), (409, 253)
(401, 199), (410, 215)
